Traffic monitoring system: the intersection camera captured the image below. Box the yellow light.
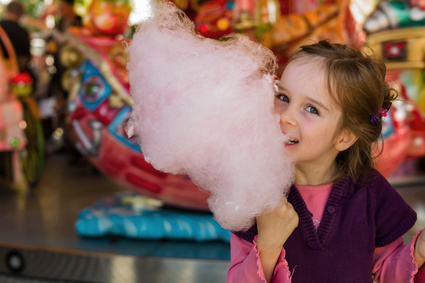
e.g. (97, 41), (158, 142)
(217, 18), (229, 31)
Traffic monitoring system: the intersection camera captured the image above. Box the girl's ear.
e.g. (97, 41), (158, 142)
(335, 129), (358, 152)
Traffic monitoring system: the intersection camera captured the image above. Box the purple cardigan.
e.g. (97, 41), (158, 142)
(234, 169), (417, 282)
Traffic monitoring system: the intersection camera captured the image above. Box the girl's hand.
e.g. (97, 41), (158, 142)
(256, 197), (299, 282)
(414, 230), (425, 269)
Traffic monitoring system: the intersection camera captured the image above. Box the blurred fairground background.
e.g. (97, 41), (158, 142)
(0, 0), (424, 282)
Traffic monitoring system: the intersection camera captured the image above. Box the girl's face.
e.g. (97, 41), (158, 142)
(275, 59), (345, 173)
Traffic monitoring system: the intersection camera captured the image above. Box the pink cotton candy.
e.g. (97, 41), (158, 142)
(126, 0), (294, 231)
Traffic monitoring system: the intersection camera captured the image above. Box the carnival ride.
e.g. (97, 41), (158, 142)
(61, 0), (425, 213)
(62, 0), (209, 211)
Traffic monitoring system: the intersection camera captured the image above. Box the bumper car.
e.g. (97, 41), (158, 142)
(64, 0), (209, 210)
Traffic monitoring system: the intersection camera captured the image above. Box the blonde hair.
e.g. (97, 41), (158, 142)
(290, 40), (397, 181)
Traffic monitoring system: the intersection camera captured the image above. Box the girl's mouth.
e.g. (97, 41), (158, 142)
(285, 137), (299, 145)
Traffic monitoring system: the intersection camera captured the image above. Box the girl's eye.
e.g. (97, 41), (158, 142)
(306, 106), (319, 115)
(276, 93), (289, 103)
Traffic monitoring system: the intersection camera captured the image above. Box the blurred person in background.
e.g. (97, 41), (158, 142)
(43, 0), (82, 160)
(47, 0), (82, 101)
(55, 0), (82, 33)
(0, 1), (31, 74)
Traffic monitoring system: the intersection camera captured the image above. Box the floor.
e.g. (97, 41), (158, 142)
(0, 152), (230, 283)
(0, 152), (423, 282)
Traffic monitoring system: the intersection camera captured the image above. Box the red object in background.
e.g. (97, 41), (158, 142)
(92, 99), (121, 126)
(383, 42), (407, 61)
(11, 72), (33, 84)
(407, 107), (425, 158)
(398, 83), (425, 158)
(375, 114), (410, 177)
(411, 0), (425, 10)
(195, 0), (233, 38)
(83, 0), (131, 36)
(407, 106), (425, 157)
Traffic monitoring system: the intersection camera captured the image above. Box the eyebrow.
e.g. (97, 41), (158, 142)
(277, 85), (330, 112)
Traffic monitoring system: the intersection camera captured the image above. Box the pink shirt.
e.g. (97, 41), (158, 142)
(297, 184), (332, 231)
(226, 183), (424, 282)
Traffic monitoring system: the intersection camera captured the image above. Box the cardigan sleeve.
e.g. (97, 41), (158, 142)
(371, 173), (417, 247)
(226, 233), (292, 283)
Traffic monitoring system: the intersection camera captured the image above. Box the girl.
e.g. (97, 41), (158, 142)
(226, 40), (425, 282)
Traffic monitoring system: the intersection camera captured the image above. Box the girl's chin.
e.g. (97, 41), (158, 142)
(284, 143), (298, 147)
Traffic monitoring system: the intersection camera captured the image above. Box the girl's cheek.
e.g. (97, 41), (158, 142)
(274, 102), (287, 114)
(300, 111), (317, 122)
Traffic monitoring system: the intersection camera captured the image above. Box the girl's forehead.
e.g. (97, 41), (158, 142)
(280, 59), (326, 89)
(279, 59), (340, 109)
(283, 57), (324, 75)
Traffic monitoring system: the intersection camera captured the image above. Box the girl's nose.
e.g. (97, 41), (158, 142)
(279, 109), (297, 127)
